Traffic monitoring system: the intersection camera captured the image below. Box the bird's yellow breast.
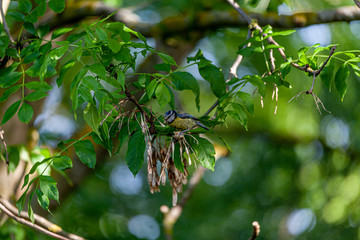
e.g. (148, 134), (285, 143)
(168, 117), (196, 130)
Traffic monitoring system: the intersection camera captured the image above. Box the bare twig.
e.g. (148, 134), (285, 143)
(355, 0), (360, 8)
(226, 0), (337, 114)
(0, 202), (76, 240)
(248, 221), (260, 240)
(314, 46), (337, 76)
(0, 0), (13, 42)
(124, 86), (156, 134)
(0, 198), (85, 240)
(226, 0), (252, 25)
(203, 29), (253, 117)
(161, 166), (207, 240)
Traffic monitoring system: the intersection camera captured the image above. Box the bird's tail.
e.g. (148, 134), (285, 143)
(196, 122), (210, 130)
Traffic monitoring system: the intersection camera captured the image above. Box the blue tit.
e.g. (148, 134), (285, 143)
(164, 110), (209, 132)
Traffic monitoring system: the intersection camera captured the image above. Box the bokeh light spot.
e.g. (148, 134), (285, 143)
(322, 197), (346, 223)
(110, 164), (143, 195)
(128, 215), (160, 240)
(298, 24), (332, 46)
(203, 157), (233, 187)
(287, 208), (316, 236)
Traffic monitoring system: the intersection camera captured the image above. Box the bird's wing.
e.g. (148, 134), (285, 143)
(177, 113), (200, 121)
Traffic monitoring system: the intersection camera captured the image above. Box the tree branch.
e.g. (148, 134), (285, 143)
(26, 1), (360, 40)
(0, 198), (84, 240)
(0, 0), (13, 42)
(161, 166), (207, 240)
(0, 127), (9, 164)
(248, 221), (260, 240)
(355, 0), (360, 8)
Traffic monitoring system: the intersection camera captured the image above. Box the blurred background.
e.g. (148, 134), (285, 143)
(1, 0), (360, 239)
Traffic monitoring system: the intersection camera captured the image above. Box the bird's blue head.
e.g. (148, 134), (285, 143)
(164, 110), (177, 124)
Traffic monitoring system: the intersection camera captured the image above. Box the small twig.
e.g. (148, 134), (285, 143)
(309, 73), (316, 93)
(203, 99), (219, 116)
(203, 29), (253, 117)
(0, 0), (14, 42)
(226, 0), (252, 25)
(124, 86), (156, 134)
(0, 127), (9, 164)
(0, 199), (85, 240)
(0, 202), (70, 240)
(161, 166), (207, 240)
(355, 0), (360, 8)
(314, 46), (337, 76)
(248, 221), (261, 240)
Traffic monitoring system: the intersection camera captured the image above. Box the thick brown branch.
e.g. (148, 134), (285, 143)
(26, 1), (360, 40)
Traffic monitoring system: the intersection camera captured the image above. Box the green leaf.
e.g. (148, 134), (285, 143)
(83, 103), (101, 135)
(146, 80), (157, 98)
(57, 59), (75, 87)
(49, 0), (65, 13)
(24, 91), (48, 101)
(198, 64), (226, 98)
(37, 24), (50, 38)
(236, 92), (254, 115)
(264, 44), (284, 50)
(74, 140), (96, 169)
(25, 81), (52, 91)
(320, 59), (334, 92)
(36, 189), (50, 212)
(0, 65), (22, 88)
(16, 191), (27, 215)
(264, 29), (296, 39)
(244, 75), (265, 97)
(108, 39), (121, 53)
(335, 63), (350, 101)
(28, 191), (35, 222)
(192, 136), (216, 171)
(19, 0), (32, 13)
(53, 155), (73, 171)
(88, 63), (107, 80)
(173, 143), (184, 172)
(24, 22), (37, 36)
(95, 27), (108, 41)
(116, 70), (125, 90)
(126, 131), (145, 176)
(39, 175), (59, 202)
(18, 102), (33, 123)
(0, 85), (21, 103)
(157, 52), (177, 66)
(171, 71), (200, 111)
(52, 27), (73, 40)
(2, 100), (22, 125)
(237, 46), (262, 57)
(280, 61), (291, 78)
(155, 82), (171, 109)
(49, 44), (68, 61)
(230, 103), (248, 129)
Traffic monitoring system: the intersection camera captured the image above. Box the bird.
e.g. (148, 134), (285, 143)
(163, 110), (209, 132)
